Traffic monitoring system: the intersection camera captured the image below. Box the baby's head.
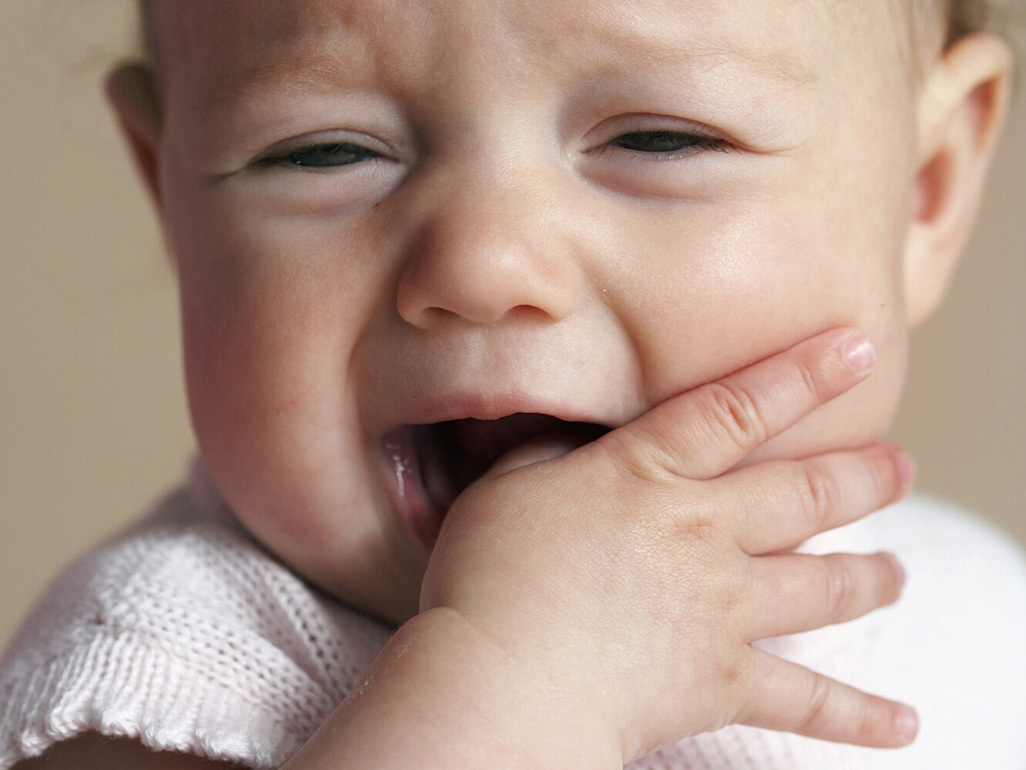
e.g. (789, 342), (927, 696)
(110, 0), (1012, 624)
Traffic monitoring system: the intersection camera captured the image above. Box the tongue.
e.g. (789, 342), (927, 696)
(481, 432), (582, 479)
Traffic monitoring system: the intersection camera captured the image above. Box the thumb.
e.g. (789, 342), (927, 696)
(481, 434), (583, 480)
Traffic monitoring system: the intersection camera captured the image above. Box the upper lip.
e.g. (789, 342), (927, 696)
(384, 392), (619, 431)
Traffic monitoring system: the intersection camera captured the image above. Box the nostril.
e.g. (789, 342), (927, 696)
(507, 304), (556, 323)
(399, 305), (451, 330)
(397, 298), (511, 329)
(396, 275), (579, 329)
(396, 284), (563, 328)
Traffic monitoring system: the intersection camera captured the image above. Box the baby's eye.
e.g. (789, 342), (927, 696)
(582, 122), (741, 199)
(608, 131), (731, 157)
(257, 142), (380, 170)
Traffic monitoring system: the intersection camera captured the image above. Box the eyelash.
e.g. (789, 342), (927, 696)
(255, 142), (382, 170)
(256, 130), (731, 170)
(602, 130), (733, 159)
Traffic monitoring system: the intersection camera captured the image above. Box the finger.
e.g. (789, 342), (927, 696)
(726, 444), (915, 554)
(481, 434), (581, 479)
(745, 552), (905, 640)
(602, 328), (877, 481)
(738, 649), (919, 748)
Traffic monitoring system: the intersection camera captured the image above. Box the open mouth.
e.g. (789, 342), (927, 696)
(383, 414), (610, 550)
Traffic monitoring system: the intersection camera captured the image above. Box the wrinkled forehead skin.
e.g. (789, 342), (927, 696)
(146, 0), (921, 115)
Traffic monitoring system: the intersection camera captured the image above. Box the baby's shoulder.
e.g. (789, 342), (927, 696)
(0, 482), (390, 770)
(3, 484), (316, 674)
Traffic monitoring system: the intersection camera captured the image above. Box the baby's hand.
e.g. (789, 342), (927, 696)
(420, 328), (915, 763)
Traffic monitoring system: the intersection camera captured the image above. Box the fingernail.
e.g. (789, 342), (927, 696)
(894, 705), (919, 743)
(841, 332), (877, 375)
(895, 450), (916, 497)
(882, 443), (917, 498)
(885, 553), (907, 591)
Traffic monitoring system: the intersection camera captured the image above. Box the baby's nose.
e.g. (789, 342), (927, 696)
(395, 181), (582, 328)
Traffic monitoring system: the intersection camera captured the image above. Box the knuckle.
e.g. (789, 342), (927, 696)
(598, 428), (680, 483)
(853, 698), (885, 744)
(664, 509), (730, 573)
(707, 556), (748, 617)
(795, 358), (827, 403)
(823, 558), (857, 617)
(701, 382), (768, 452)
(673, 515), (721, 550)
(720, 646), (754, 704)
(795, 674), (833, 735)
(796, 464), (839, 532)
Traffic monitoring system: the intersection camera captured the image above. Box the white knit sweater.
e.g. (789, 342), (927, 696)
(2, 463), (1025, 769)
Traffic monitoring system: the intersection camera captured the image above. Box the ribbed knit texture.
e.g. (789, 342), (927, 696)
(2, 462), (1025, 768)
(0, 467), (390, 768)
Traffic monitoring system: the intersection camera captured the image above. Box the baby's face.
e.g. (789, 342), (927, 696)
(151, 0), (925, 622)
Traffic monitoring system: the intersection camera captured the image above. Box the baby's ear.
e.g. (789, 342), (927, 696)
(903, 33), (1013, 327)
(105, 63), (163, 207)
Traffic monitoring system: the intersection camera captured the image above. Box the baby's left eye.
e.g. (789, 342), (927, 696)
(608, 131), (731, 156)
(257, 142), (380, 170)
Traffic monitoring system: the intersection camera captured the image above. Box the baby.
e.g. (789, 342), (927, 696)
(2, 0), (1026, 767)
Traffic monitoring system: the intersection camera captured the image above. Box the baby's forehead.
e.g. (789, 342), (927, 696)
(151, 1), (907, 99)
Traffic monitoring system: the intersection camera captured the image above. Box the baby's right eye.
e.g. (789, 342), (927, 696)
(256, 142), (381, 170)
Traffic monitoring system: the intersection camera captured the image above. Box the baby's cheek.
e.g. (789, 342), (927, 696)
(181, 303), (402, 602)
(745, 316), (909, 470)
(638, 242), (908, 465)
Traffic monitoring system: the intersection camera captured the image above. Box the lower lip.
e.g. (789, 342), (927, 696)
(382, 428), (445, 553)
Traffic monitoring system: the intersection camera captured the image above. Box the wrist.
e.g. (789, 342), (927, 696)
(286, 606), (623, 769)
(401, 606), (624, 768)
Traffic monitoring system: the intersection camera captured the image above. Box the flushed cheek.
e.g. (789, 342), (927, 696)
(182, 282), (360, 508)
(171, 208), (387, 551)
(618, 200), (908, 456)
(178, 267), (425, 616)
(163, 162), (427, 613)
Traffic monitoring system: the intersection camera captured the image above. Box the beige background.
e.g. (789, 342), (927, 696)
(2, 0), (1025, 649)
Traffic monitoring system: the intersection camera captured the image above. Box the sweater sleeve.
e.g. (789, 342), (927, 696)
(627, 495), (1026, 769)
(0, 484), (391, 770)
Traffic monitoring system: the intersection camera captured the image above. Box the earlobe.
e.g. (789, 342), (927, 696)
(903, 34), (1013, 327)
(105, 63), (164, 207)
